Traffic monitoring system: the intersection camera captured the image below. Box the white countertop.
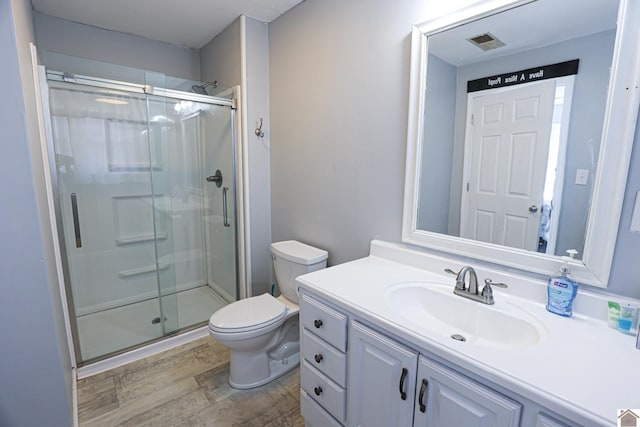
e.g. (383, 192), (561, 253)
(296, 241), (640, 426)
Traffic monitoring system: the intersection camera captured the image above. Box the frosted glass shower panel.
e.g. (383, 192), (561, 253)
(48, 83), (165, 359)
(202, 104), (238, 303)
(146, 91), (179, 335)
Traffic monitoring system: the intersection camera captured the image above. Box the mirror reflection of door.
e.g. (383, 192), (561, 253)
(460, 80), (557, 251)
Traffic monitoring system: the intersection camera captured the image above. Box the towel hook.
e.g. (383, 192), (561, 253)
(255, 118), (265, 138)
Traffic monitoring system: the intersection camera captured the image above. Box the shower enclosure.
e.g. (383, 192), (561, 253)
(43, 70), (240, 363)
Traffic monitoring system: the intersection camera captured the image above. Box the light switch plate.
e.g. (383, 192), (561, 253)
(575, 169), (589, 186)
(630, 191), (640, 232)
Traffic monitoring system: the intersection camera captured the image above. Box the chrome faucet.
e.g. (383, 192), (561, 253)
(445, 267), (507, 305)
(446, 266), (478, 293)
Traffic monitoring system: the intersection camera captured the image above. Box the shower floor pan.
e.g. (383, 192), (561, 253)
(76, 286), (226, 361)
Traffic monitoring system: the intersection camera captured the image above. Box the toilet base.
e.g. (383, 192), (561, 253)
(229, 353), (300, 389)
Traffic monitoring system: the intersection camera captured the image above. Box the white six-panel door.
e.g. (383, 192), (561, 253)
(460, 80), (556, 251)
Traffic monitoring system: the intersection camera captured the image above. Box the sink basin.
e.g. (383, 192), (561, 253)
(386, 282), (544, 348)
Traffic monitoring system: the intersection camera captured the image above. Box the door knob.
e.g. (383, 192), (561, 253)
(528, 205), (538, 213)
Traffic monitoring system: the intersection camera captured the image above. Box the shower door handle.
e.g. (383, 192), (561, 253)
(222, 187), (231, 227)
(71, 193), (82, 248)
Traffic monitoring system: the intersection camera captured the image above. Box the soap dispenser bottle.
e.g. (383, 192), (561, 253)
(546, 250), (579, 317)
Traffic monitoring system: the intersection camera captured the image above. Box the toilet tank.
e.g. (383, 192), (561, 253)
(270, 240), (328, 304)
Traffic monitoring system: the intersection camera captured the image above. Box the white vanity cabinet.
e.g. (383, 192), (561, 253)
(348, 320), (521, 427)
(299, 292), (348, 426)
(298, 287), (585, 427)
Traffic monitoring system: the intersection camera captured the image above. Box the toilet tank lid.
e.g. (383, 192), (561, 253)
(270, 240), (328, 265)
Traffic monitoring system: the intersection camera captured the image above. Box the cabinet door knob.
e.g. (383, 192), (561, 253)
(314, 319), (323, 328)
(314, 386), (323, 396)
(418, 379), (429, 413)
(399, 367), (408, 400)
(314, 354), (323, 363)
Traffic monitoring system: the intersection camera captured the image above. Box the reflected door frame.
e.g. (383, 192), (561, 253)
(543, 76), (575, 255)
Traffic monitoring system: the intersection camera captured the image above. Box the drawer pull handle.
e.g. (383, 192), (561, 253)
(314, 386), (323, 396)
(418, 379), (428, 413)
(314, 354), (323, 363)
(314, 319), (323, 328)
(399, 367), (408, 400)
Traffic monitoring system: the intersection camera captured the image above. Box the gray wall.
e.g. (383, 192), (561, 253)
(201, 16), (273, 296)
(244, 18), (273, 296)
(609, 112), (640, 299)
(200, 17), (241, 87)
(0, 0), (73, 425)
(34, 12), (200, 81)
(451, 30), (615, 255)
(418, 54), (457, 234)
(270, 0), (640, 298)
(270, 0), (426, 265)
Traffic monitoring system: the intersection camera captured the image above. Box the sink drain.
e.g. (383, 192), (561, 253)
(451, 334), (466, 342)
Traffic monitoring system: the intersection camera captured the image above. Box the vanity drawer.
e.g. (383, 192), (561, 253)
(300, 293), (347, 351)
(300, 389), (343, 427)
(301, 360), (346, 423)
(302, 329), (347, 387)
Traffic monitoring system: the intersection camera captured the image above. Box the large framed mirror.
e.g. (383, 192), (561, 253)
(403, 0), (640, 287)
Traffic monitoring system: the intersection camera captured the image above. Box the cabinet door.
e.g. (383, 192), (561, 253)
(347, 321), (418, 427)
(413, 356), (521, 427)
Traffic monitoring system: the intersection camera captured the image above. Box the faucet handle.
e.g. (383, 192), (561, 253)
(444, 268), (460, 276)
(483, 278), (508, 288)
(481, 278), (508, 303)
(444, 268), (465, 291)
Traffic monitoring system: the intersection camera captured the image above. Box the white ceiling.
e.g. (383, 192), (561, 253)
(30, 0), (305, 49)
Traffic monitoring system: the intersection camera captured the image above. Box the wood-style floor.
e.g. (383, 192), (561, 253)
(77, 337), (304, 426)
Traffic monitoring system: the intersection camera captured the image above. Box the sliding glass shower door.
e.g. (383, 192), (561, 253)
(46, 74), (237, 363)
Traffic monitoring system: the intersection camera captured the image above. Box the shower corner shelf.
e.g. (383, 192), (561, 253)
(118, 263), (170, 279)
(115, 232), (168, 246)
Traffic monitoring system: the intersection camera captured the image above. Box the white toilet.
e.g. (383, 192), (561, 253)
(208, 240), (328, 389)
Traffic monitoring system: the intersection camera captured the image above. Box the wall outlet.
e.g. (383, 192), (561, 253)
(575, 169), (589, 186)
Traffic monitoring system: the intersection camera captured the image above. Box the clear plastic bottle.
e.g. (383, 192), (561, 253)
(546, 250), (579, 317)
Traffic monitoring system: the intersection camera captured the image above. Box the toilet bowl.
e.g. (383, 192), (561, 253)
(208, 240), (328, 389)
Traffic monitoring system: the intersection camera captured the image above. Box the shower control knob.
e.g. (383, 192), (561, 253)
(314, 319), (323, 329)
(314, 354), (323, 363)
(314, 386), (323, 396)
(206, 169), (223, 188)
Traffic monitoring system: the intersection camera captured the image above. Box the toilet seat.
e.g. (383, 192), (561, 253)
(209, 293), (286, 333)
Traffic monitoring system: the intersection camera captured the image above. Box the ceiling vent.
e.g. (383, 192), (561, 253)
(467, 33), (505, 51)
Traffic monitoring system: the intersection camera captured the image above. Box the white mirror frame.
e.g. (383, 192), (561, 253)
(402, 0), (640, 287)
